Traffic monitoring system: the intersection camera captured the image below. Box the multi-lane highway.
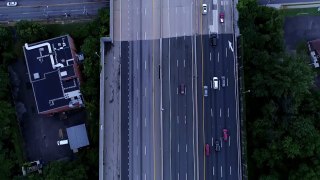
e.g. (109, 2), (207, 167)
(0, 0), (107, 22)
(100, 0), (242, 179)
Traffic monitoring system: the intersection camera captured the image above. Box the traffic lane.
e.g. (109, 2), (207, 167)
(221, 33), (238, 179)
(153, 39), (162, 180)
(201, 34), (215, 179)
(170, 37), (179, 180)
(0, 3), (103, 21)
(177, 36), (194, 180)
(146, 39), (156, 180)
(161, 37), (171, 180)
(141, 41), (153, 179)
(131, 40), (142, 180)
(8, 0), (107, 6)
(220, 0), (233, 34)
(176, 36), (187, 180)
(207, 40), (218, 180)
(120, 41), (130, 180)
(183, 36), (195, 179)
(225, 35), (239, 180)
(196, 34), (205, 180)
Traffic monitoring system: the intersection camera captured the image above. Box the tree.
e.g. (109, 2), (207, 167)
(16, 21), (48, 43)
(44, 161), (87, 180)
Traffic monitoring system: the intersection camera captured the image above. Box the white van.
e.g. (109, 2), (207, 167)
(57, 139), (69, 146)
(213, 77), (219, 89)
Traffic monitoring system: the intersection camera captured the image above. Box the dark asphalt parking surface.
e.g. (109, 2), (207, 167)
(9, 58), (86, 164)
(284, 16), (320, 51)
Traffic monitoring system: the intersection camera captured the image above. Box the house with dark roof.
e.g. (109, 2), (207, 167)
(23, 35), (84, 115)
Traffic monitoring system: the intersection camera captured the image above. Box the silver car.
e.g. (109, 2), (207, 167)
(204, 86), (208, 97)
(221, 76), (226, 87)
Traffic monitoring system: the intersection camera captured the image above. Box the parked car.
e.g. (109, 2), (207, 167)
(7, 2), (17, 6)
(202, 4), (207, 15)
(205, 144), (210, 156)
(223, 129), (228, 141)
(219, 12), (225, 23)
(213, 77), (219, 89)
(215, 140), (221, 152)
(204, 86), (208, 97)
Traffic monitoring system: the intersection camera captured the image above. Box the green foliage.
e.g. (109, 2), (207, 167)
(0, 27), (12, 51)
(16, 21), (48, 43)
(239, 0), (320, 179)
(0, 66), (10, 99)
(43, 161), (87, 180)
(97, 8), (110, 36)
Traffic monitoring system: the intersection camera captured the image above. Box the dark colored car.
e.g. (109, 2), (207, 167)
(210, 33), (217, 47)
(215, 140), (221, 152)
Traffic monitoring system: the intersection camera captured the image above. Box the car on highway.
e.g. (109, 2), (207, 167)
(203, 86), (208, 97)
(210, 33), (217, 47)
(205, 144), (210, 156)
(213, 77), (219, 89)
(202, 4), (207, 15)
(220, 12), (225, 23)
(180, 84), (186, 95)
(223, 129), (228, 141)
(215, 140), (221, 152)
(221, 76), (226, 87)
(6, 2), (17, 6)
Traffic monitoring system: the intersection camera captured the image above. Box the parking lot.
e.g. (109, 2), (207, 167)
(9, 58), (86, 164)
(284, 16), (320, 51)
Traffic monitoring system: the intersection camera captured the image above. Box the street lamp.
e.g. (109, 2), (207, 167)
(242, 90), (251, 94)
(95, 52), (101, 58)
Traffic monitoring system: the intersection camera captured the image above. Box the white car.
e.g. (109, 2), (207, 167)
(213, 77), (219, 89)
(202, 4), (207, 15)
(7, 2), (17, 6)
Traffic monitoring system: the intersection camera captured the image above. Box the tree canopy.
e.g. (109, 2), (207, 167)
(239, 0), (320, 179)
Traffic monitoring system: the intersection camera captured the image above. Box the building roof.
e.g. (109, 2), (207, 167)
(23, 35), (84, 114)
(66, 124), (89, 150)
(308, 39), (320, 68)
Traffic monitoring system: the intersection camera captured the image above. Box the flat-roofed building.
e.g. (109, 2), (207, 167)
(23, 35), (84, 115)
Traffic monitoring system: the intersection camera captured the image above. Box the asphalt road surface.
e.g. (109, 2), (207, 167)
(197, 0), (242, 179)
(258, 0), (317, 5)
(0, 0), (108, 21)
(101, 0), (242, 179)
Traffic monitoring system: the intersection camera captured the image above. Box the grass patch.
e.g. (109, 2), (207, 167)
(280, 7), (320, 16)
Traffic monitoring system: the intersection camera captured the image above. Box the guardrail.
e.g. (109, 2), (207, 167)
(237, 35), (248, 180)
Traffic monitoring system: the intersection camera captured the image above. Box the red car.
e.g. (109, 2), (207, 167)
(223, 129), (228, 141)
(205, 144), (210, 156)
(220, 12), (224, 23)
